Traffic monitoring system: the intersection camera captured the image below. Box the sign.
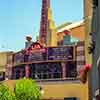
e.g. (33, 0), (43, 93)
(13, 46), (74, 64)
(28, 49), (47, 62)
(47, 46), (73, 60)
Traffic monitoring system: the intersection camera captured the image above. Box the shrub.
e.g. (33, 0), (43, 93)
(14, 78), (41, 100)
(0, 83), (16, 100)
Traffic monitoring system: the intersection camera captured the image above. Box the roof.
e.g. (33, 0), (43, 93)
(57, 20), (84, 33)
(56, 22), (72, 31)
(0, 51), (14, 54)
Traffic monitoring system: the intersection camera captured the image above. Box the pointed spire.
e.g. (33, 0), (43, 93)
(39, 0), (50, 46)
(39, 0), (57, 46)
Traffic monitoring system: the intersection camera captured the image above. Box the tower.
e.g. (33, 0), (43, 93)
(39, 0), (50, 46)
(39, 0), (57, 46)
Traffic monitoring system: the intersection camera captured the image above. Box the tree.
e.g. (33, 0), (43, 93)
(0, 83), (16, 100)
(14, 78), (41, 100)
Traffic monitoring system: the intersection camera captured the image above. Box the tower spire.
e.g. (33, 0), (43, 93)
(39, 0), (57, 46)
(39, 0), (50, 46)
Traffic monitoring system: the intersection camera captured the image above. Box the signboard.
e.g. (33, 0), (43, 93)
(28, 49), (47, 62)
(13, 46), (74, 64)
(47, 46), (73, 60)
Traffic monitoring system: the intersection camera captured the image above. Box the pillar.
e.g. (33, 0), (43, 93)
(5, 64), (12, 80)
(25, 65), (30, 78)
(61, 62), (66, 79)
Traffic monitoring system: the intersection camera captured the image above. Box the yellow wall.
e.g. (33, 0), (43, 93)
(5, 80), (88, 100)
(41, 83), (88, 100)
(47, 8), (57, 47)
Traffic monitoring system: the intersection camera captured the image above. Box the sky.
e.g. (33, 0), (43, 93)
(0, 0), (83, 52)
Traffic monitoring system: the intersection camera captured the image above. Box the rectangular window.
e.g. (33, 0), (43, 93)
(12, 66), (25, 79)
(30, 63), (62, 79)
(11, 61), (77, 80)
(66, 61), (77, 77)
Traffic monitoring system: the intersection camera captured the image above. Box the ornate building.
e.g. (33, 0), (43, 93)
(4, 0), (89, 100)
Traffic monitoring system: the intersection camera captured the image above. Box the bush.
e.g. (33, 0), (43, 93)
(14, 78), (41, 100)
(0, 83), (16, 100)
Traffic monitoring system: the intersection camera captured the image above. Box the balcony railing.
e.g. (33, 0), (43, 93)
(12, 46), (75, 65)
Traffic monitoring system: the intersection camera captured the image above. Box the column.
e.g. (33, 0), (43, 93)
(25, 65), (30, 78)
(20, 68), (24, 78)
(5, 64), (12, 80)
(61, 63), (66, 79)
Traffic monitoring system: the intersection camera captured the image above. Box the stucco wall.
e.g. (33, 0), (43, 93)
(5, 80), (89, 100)
(70, 25), (85, 41)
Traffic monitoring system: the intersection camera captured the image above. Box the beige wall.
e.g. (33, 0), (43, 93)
(0, 53), (8, 71)
(84, 0), (92, 64)
(84, 0), (92, 18)
(0, 53), (7, 66)
(0, 52), (13, 71)
(70, 24), (85, 41)
(84, 0), (92, 99)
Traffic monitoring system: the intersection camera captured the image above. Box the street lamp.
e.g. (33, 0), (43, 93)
(40, 86), (44, 95)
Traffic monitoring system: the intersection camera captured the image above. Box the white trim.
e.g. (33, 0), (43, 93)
(57, 20), (84, 33)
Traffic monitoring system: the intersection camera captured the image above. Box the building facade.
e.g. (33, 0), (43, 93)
(0, 52), (13, 81)
(4, 0), (90, 100)
(5, 41), (89, 100)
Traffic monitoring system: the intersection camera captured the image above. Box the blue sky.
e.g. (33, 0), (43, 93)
(0, 0), (83, 52)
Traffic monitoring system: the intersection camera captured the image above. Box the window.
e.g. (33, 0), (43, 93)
(30, 63), (62, 79)
(64, 97), (77, 100)
(12, 66), (25, 79)
(11, 61), (77, 80)
(66, 61), (77, 77)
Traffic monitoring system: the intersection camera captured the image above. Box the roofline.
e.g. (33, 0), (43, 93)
(0, 51), (14, 54)
(57, 20), (84, 33)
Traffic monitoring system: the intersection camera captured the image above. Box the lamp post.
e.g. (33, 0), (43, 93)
(40, 87), (44, 95)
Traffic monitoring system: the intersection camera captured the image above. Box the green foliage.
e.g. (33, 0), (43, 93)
(14, 78), (41, 100)
(0, 78), (40, 100)
(0, 83), (16, 100)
